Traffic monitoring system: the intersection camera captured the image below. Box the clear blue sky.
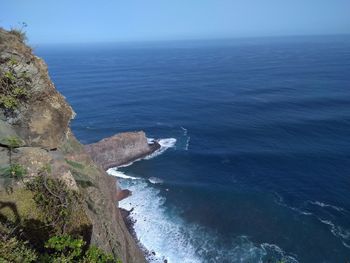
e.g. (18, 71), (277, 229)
(2, 0), (350, 44)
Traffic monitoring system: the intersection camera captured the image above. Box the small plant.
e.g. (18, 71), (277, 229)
(0, 53), (31, 114)
(5, 136), (23, 149)
(0, 164), (26, 180)
(44, 234), (84, 261)
(0, 236), (38, 263)
(84, 246), (121, 263)
(1, 136), (24, 165)
(0, 95), (18, 110)
(8, 22), (28, 42)
(7, 164), (26, 180)
(43, 234), (119, 263)
(0, 230), (119, 263)
(0, 163), (26, 192)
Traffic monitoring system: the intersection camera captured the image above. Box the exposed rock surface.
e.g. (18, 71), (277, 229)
(85, 131), (160, 170)
(0, 28), (146, 263)
(0, 28), (74, 150)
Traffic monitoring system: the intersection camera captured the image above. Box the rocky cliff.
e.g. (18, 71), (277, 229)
(0, 28), (146, 263)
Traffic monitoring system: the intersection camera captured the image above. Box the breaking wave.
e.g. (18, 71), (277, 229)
(118, 178), (298, 263)
(144, 138), (177, 160)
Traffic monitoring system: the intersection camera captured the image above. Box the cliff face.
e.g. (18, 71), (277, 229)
(0, 28), (145, 263)
(0, 29), (73, 149)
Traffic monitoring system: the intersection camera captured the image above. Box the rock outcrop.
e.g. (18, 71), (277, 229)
(85, 131), (160, 170)
(0, 28), (146, 263)
(0, 29), (74, 149)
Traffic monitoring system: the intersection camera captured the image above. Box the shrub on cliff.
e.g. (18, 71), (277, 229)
(0, 235), (38, 263)
(8, 22), (28, 43)
(42, 234), (120, 263)
(0, 232), (121, 263)
(25, 172), (81, 234)
(0, 56), (31, 113)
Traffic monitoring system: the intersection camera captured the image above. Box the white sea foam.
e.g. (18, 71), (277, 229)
(181, 126), (188, 136)
(274, 194), (350, 249)
(273, 193), (313, 216)
(108, 168), (165, 185)
(118, 178), (298, 263)
(185, 136), (190, 151)
(319, 219), (350, 240)
(110, 140), (297, 262)
(148, 177), (164, 184)
(181, 127), (190, 150)
(307, 201), (346, 213)
(147, 138), (156, 144)
(107, 168), (141, 180)
(144, 138), (177, 160)
(118, 179), (202, 263)
(117, 161), (141, 168)
(261, 243), (299, 263)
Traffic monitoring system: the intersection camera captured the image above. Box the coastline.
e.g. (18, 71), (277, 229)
(120, 208), (158, 262)
(84, 131), (164, 259)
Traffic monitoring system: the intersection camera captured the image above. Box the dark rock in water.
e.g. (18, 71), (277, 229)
(85, 131), (160, 170)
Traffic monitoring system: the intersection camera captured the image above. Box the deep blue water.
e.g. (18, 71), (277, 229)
(37, 35), (350, 263)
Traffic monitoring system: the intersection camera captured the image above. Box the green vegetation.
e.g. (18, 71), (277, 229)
(2, 163), (27, 180)
(0, 233), (120, 263)
(64, 159), (96, 189)
(8, 22), (28, 42)
(4, 136), (23, 149)
(65, 159), (85, 170)
(0, 136), (26, 191)
(0, 56), (31, 113)
(4, 135), (23, 165)
(42, 234), (119, 263)
(0, 172), (122, 262)
(0, 164), (27, 192)
(0, 235), (38, 263)
(8, 29), (27, 42)
(25, 175), (81, 234)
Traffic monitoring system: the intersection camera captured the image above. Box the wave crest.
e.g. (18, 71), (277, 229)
(144, 138), (177, 160)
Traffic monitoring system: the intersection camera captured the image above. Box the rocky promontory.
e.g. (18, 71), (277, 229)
(85, 131), (160, 170)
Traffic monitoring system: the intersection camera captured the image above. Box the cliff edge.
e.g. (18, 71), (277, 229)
(0, 28), (146, 262)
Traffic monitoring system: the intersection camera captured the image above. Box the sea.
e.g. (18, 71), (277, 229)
(37, 35), (350, 263)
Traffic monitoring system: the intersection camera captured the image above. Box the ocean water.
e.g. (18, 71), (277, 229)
(37, 35), (350, 263)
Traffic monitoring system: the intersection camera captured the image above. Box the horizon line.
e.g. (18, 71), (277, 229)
(30, 32), (350, 47)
